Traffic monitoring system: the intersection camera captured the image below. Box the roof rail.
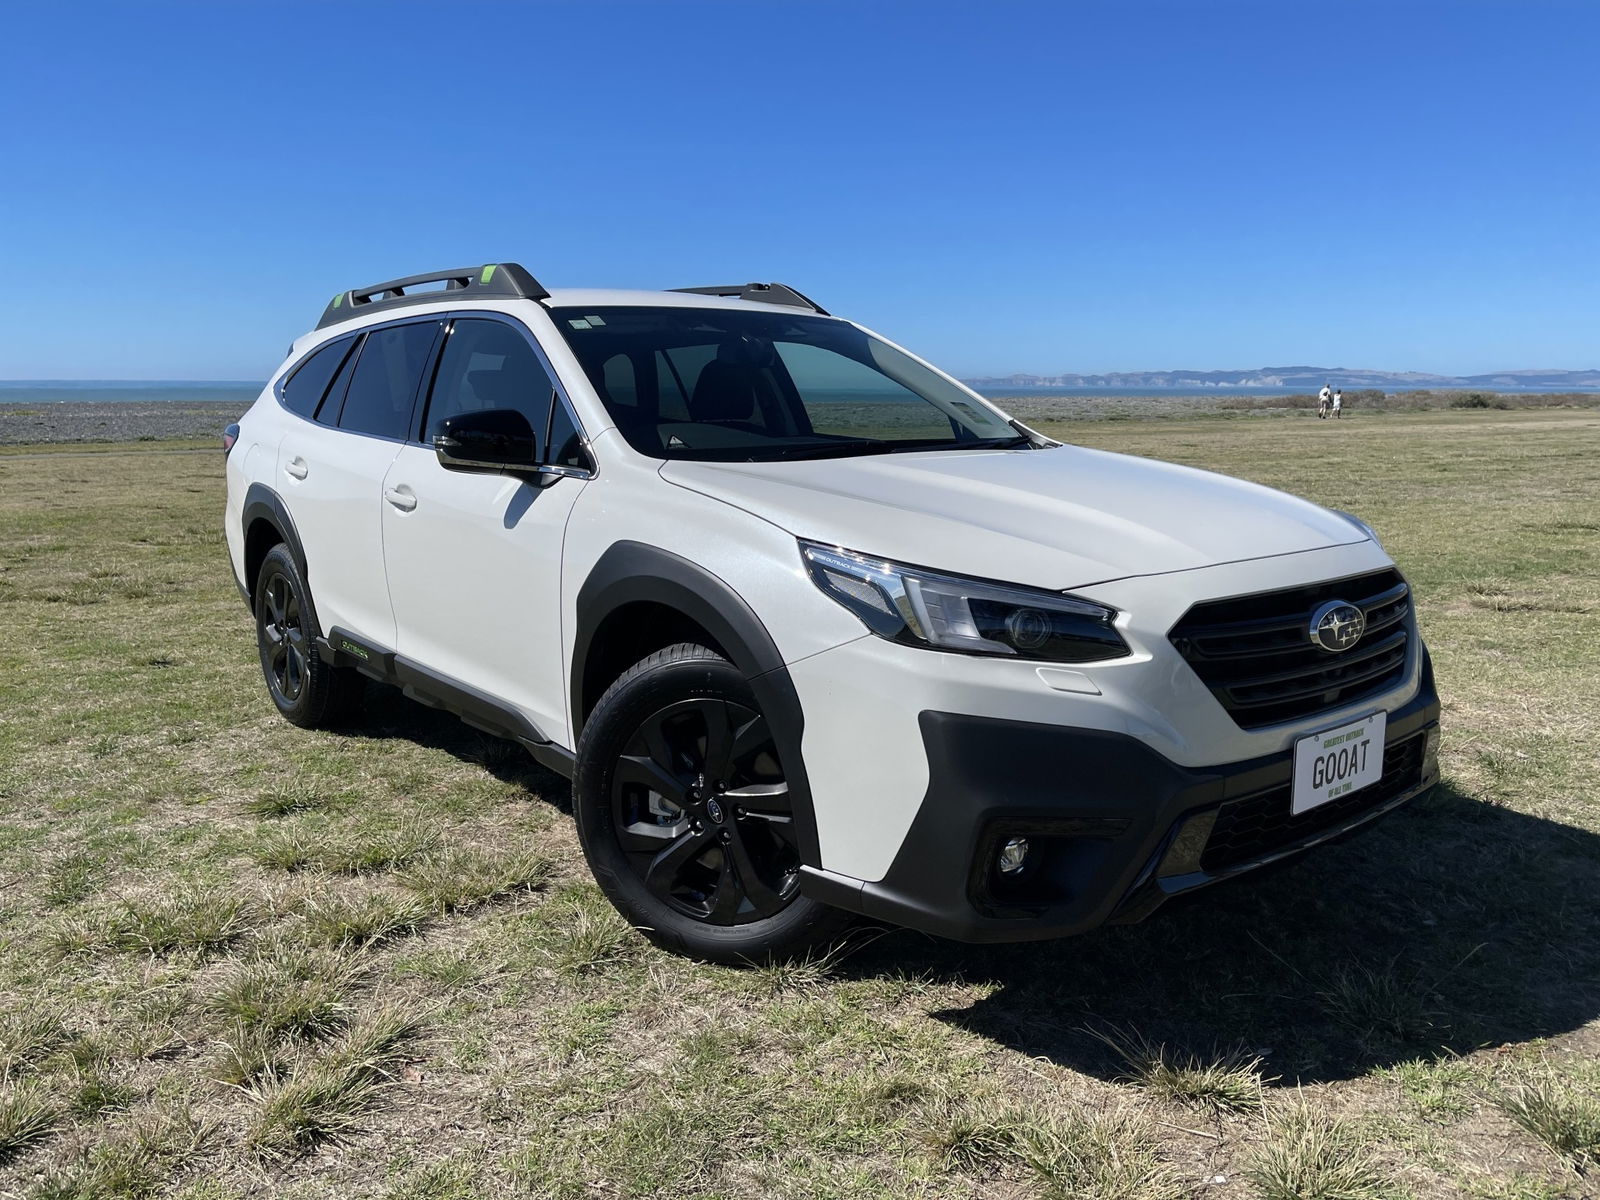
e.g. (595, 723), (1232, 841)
(316, 263), (550, 329)
(671, 282), (829, 316)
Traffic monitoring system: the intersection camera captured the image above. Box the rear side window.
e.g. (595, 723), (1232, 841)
(337, 322), (440, 439)
(281, 336), (355, 418)
(423, 319), (558, 457)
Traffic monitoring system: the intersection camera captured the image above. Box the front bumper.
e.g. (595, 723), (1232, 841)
(800, 652), (1441, 943)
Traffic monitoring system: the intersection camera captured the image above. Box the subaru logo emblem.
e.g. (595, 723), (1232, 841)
(1309, 600), (1366, 652)
(705, 798), (726, 824)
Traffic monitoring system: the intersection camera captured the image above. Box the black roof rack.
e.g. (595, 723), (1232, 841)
(670, 283), (829, 316)
(316, 263), (550, 329)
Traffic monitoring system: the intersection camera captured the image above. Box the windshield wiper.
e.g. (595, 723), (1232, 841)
(763, 438), (893, 461)
(886, 434), (1035, 453)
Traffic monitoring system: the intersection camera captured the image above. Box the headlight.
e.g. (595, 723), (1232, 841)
(801, 542), (1129, 663)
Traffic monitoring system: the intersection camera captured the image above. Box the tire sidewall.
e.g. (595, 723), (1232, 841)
(574, 647), (837, 963)
(255, 547), (309, 720)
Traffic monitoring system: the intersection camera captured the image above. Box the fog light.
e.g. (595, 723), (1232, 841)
(997, 837), (1030, 875)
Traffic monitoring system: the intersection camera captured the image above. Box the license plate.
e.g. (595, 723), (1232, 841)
(1291, 712), (1387, 815)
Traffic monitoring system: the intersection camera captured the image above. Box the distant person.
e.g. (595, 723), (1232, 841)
(1317, 383), (1332, 419)
(1332, 388), (1343, 418)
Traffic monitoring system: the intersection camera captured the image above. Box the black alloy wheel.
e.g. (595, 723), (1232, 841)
(574, 643), (853, 963)
(612, 695), (800, 924)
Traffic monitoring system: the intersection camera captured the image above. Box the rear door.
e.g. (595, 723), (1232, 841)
(276, 319), (441, 647)
(381, 316), (590, 744)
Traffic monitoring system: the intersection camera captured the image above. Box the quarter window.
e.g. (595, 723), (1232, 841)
(423, 319), (558, 458)
(337, 322), (440, 440)
(281, 336), (355, 418)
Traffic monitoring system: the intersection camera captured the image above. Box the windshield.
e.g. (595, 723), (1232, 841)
(550, 306), (1021, 461)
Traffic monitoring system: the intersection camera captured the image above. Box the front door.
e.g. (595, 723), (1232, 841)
(381, 317), (588, 745)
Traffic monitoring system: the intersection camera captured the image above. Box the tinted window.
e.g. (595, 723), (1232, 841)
(423, 319), (557, 457)
(316, 335), (362, 426)
(338, 322), (440, 439)
(551, 306), (1017, 461)
(282, 336), (355, 418)
(602, 354), (637, 409)
(547, 401), (587, 469)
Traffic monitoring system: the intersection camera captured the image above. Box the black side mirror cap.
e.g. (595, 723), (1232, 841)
(433, 409), (538, 474)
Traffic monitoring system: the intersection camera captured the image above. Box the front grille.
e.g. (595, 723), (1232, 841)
(1169, 569), (1411, 730)
(1200, 732), (1426, 872)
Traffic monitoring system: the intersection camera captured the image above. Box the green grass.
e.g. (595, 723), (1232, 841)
(0, 410), (1597, 1194)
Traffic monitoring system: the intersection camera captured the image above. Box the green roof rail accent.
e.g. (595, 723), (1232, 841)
(317, 263), (549, 330)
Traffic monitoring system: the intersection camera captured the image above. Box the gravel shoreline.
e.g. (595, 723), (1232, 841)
(0, 401), (251, 445)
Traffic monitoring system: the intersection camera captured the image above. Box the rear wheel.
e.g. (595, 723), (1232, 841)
(574, 644), (851, 963)
(253, 544), (363, 729)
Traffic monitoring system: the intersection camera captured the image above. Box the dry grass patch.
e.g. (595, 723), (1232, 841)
(0, 1081), (59, 1165)
(207, 940), (362, 1040)
(1245, 1100), (1387, 1200)
(294, 890), (430, 948)
(244, 1004), (420, 1156)
(1088, 1023), (1270, 1113)
(32, 1103), (209, 1199)
(49, 889), (253, 958)
(1492, 1073), (1600, 1173)
(252, 818), (440, 874)
(540, 892), (639, 978)
(922, 1097), (1184, 1199)
(0, 1010), (70, 1079)
(398, 845), (553, 913)
(241, 778), (341, 819)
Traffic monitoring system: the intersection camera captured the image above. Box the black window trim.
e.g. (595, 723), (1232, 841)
(412, 310), (596, 478)
(274, 314), (444, 445)
(273, 332), (360, 419)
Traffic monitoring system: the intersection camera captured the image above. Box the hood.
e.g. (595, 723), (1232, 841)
(660, 445), (1367, 590)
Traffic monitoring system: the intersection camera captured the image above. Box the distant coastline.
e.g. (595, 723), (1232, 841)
(963, 365), (1600, 391)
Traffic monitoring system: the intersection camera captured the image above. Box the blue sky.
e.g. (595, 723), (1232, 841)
(1, 0), (1595, 380)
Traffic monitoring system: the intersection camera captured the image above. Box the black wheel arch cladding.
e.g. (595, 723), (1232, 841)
(574, 541), (822, 868)
(242, 484), (310, 601)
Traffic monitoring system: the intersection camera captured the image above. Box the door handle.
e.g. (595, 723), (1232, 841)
(384, 486), (417, 512)
(285, 456), (309, 480)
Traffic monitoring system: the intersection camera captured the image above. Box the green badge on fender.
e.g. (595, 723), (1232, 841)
(339, 638), (370, 661)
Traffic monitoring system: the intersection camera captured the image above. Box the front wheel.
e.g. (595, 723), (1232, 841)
(573, 644), (851, 963)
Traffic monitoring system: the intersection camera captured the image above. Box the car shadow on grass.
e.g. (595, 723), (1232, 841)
(346, 685), (574, 808)
(332, 690), (1598, 1086)
(843, 782), (1600, 1085)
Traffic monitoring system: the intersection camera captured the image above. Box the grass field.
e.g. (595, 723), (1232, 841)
(1, 408), (1597, 1199)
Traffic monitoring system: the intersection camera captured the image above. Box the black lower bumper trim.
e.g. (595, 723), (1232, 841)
(800, 652), (1441, 944)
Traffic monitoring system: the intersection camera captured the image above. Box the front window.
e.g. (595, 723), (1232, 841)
(551, 306), (1023, 461)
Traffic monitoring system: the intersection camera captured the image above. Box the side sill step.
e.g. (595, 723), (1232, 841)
(318, 628), (571, 769)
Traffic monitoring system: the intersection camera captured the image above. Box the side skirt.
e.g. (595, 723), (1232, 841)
(318, 626), (576, 779)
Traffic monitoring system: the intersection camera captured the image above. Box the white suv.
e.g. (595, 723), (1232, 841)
(224, 263), (1441, 962)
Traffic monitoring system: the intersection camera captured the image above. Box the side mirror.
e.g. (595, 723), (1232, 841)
(433, 409), (538, 474)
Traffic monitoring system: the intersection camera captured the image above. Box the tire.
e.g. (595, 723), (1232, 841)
(253, 544), (363, 729)
(574, 643), (852, 964)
